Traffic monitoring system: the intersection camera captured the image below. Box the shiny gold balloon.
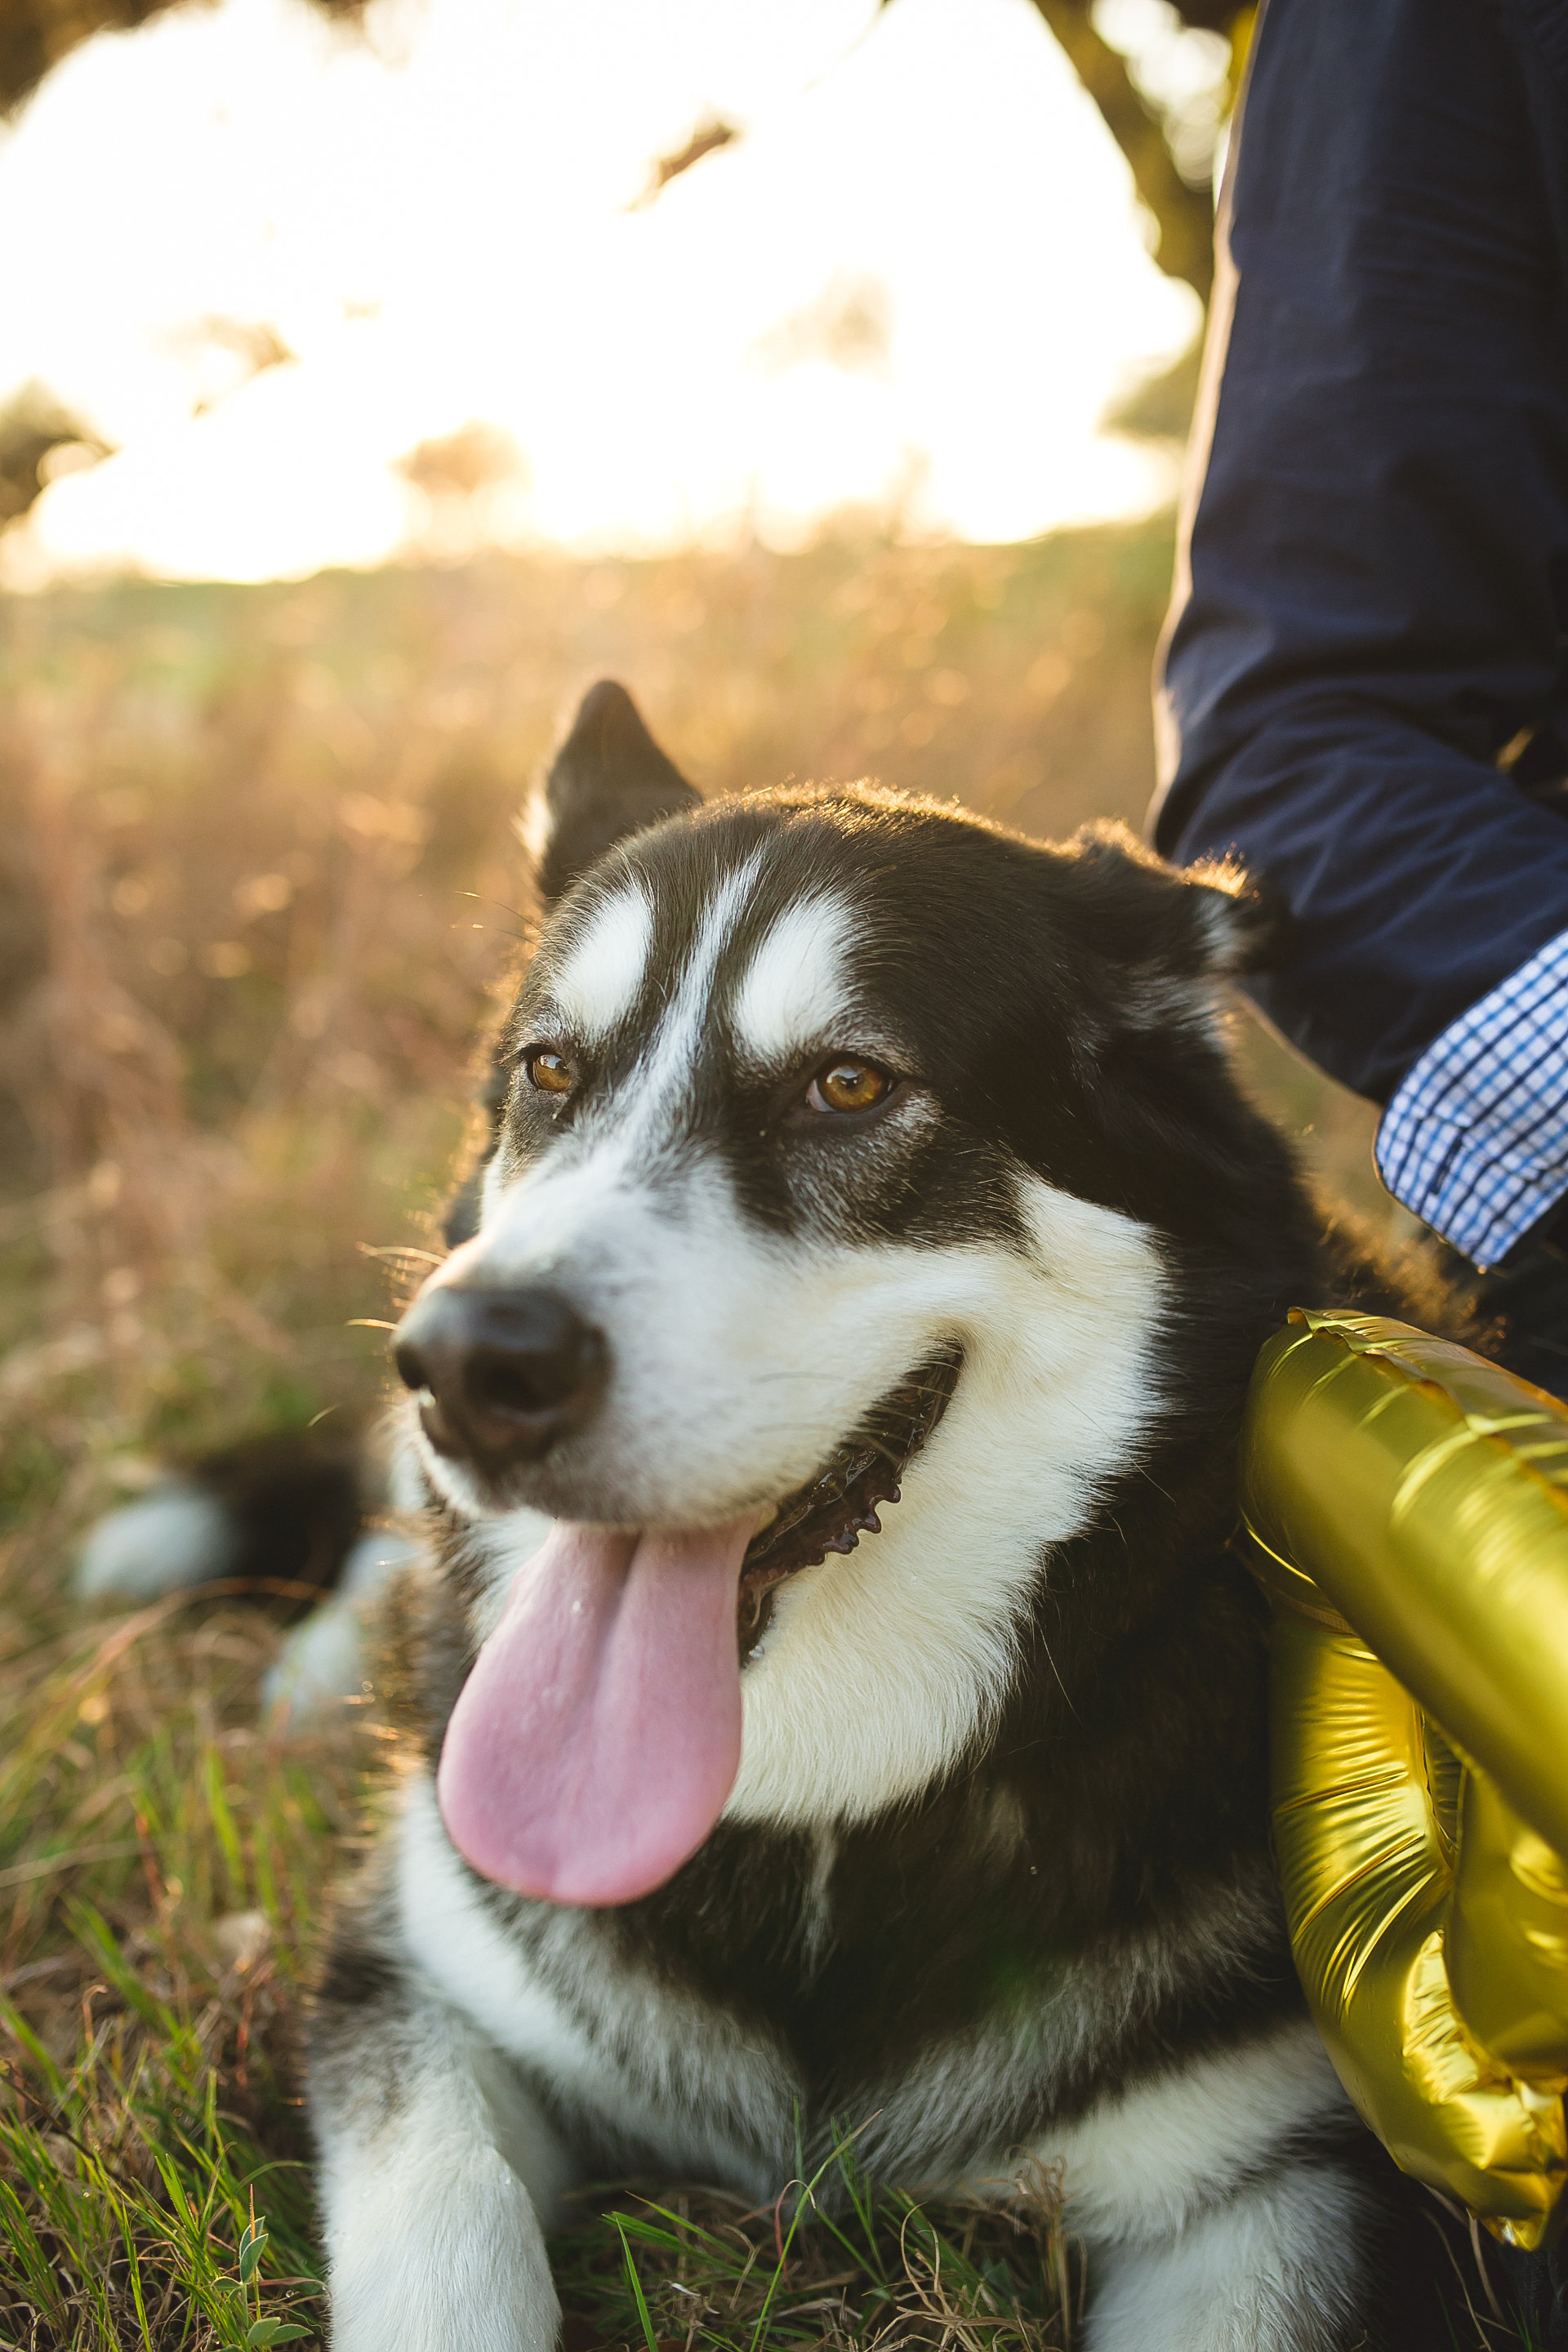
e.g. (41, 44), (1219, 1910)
(1240, 1311), (1568, 2247)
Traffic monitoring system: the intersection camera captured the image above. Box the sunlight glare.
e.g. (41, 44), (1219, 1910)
(0, 0), (1199, 583)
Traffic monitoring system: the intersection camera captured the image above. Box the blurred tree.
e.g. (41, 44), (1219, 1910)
(395, 421), (525, 504)
(1, 0), (1245, 307)
(162, 315), (296, 415)
(1102, 332), (1202, 441)
(0, 379), (113, 526)
(751, 275), (893, 379)
(0, 0), (359, 112)
(635, 2), (1253, 305)
(1020, 2), (1254, 302)
(632, 115), (740, 210)
(395, 420), (529, 555)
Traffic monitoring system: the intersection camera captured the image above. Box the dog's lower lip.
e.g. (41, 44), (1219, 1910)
(735, 1346), (963, 1643)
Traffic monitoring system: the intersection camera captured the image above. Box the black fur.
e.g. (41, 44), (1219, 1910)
(189, 1426), (363, 1602)
(536, 678), (702, 906)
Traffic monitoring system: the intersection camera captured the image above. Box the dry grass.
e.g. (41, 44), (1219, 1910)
(551, 2144), (1085, 2352)
(0, 519), (1410, 2349)
(0, 1570), (359, 2348)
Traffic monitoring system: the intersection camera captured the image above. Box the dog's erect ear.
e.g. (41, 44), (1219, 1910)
(1063, 821), (1279, 1004)
(532, 681), (702, 904)
(1160, 850), (1280, 981)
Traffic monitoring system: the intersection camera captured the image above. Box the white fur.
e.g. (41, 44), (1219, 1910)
(957, 2019), (1351, 2246)
(856, 1871), (1285, 2185)
(314, 1989), (569, 2352)
(263, 1597), (366, 1725)
(1056, 2025), (1352, 2249)
(74, 1484), (237, 1602)
(798, 1827), (838, 1981)
(380, 1787), (1356, 2352)
(479, 855), (762, 1232)
(644, 853), (764, 1085)
(1084, 2167), (1363, 2352)
(463, 1508), (555, 1638)
(727, 1178), (1162, 1825)
(546, 885), (652, 1041)
(730, 893), (862, 1063)
(261, 1528), (426, 1725)
(339, 1524), (425, 1606)
(396, 1779), (794, 2190)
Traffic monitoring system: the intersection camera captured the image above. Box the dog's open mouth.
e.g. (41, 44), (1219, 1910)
(436, 1343), (964, 1907)
(735, 1345), (962, 1654)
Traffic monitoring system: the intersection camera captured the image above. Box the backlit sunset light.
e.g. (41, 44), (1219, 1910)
(0, 0), (1201, 583)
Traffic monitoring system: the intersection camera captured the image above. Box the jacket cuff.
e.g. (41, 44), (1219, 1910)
(1374, 926), (1568, 1267)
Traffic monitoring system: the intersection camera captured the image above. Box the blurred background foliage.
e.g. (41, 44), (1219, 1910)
(0, 0), (1245, 547)
(0, 518), (1396, 1536)
(0, 0), (359, 113)
(0, 0), (1247, 549)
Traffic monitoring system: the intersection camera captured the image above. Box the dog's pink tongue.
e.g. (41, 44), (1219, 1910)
(436, 1515), (755, 1908)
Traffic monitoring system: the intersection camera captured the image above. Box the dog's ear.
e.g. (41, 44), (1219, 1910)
(1064, 820), (1278, 996)
(530, 681), (701, 905)
(1162, 852), (1280, 981)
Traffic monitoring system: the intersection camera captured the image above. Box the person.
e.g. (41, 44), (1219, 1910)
(1150, 0), (1568, 2335)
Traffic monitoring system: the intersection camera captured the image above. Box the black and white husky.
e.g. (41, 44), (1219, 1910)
(294, 682), (1450, 2351)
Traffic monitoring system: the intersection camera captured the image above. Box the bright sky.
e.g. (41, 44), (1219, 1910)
(0, 0), (1203, 585)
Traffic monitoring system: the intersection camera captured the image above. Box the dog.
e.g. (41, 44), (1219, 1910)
(291, 679), (1481, 2352)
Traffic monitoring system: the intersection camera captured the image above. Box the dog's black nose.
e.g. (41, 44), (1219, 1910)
(394, 1285), (608, 1468)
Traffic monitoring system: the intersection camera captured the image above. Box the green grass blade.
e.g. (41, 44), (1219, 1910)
(614, 2213), (662, 2352)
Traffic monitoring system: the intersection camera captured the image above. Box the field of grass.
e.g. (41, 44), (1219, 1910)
(0, 517), (1419, 2349)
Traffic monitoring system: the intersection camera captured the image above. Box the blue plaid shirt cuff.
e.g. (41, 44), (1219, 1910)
(1375, 926), (1568, 1267)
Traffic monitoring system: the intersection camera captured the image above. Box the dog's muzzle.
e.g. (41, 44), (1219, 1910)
(394, 1284), (608, 1471)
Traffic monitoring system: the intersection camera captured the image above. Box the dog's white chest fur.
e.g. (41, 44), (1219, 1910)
(396, 1779), (798, 2193)
(315, 1775), (1358, 2352)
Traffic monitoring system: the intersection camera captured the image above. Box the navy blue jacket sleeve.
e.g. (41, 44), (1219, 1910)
(1152, 0), (1568, 1103)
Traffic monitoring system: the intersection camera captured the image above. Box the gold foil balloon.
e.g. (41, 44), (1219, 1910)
(1240, 1311), (1568, 2247)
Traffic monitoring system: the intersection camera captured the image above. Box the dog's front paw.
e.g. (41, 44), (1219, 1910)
(1083, 2169), (1362, 2352)
(327, 2145), (560, 2352)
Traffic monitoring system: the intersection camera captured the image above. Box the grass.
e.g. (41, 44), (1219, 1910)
(550, 2131), (1084, 2352)
(0, 519), (1420, 2348)
(0, 1559), (363, 2350)
(0, 1562), (1086, 2352)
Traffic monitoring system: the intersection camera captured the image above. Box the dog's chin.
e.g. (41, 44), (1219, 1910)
(412, 1349), (964, 1645)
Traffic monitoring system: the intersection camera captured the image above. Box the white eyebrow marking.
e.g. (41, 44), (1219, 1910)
(642, 853), (764, 1089)
(732, 893), (862, 1062)
(548, 887), (653, 1040)
(479, 853), (764, 1232)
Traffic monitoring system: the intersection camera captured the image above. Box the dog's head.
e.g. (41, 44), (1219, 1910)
(399, 682), (1307, 1908)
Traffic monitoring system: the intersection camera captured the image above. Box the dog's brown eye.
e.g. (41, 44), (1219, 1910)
(524, 1049), (575, 1095)
(808, 1059), (893, 1115)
